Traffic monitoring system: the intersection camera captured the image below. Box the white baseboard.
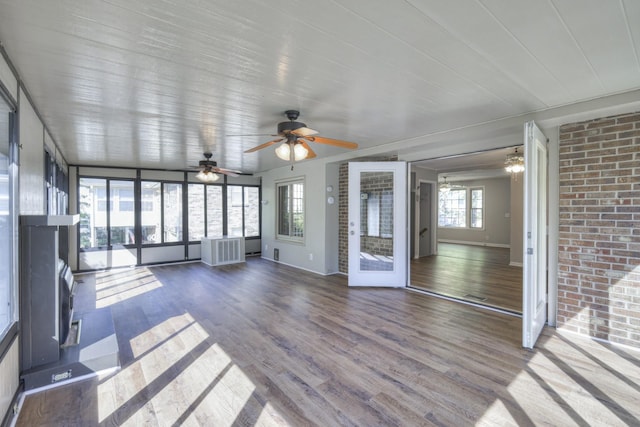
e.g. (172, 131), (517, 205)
(260, 256), (331, 276)
(438, 239), (510, 249)
(509, 261), (523, 267)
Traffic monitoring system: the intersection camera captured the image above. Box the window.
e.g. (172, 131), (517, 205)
(244, 187), (260, 237)
(79, 178), (108, 248)
(470, 188), (483, 229)
(188, 184), (205, 241)
(206, 185), (223, 238)
(110, 181), (135, 245)
(227, 185), (244, 237)
(141, 181), (161, 243)
(163, 183), (183, 242)
(79, 178), (136, 248)
(438, 187), (484, 229)
(0, 105), (16, 338)
(277, 180), (304, 241)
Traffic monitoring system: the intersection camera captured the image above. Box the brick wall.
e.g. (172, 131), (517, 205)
(558, 111), (640, 347)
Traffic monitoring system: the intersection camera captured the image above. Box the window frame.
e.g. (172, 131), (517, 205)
(437, 186), (485, 230)
(78, 177), (137, 250)
(276, 178), (305, 244)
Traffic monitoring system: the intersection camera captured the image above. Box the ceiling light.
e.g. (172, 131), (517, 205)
(196, 170), (220, 183)
(275, 142), (308, 161)
(505, 148), (525, 174)
(439, 176), (451, 193)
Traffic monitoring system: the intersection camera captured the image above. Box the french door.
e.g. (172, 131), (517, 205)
(348, 162), (407, 287)
(523, 121), (548, 348)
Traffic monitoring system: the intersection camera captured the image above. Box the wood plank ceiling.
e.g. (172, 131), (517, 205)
(0, 0), (638, 173)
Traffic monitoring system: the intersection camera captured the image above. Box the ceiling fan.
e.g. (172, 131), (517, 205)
(439, 176), (463, 193)
(243, 110), (358, 163)
(191, 152), (241, 183)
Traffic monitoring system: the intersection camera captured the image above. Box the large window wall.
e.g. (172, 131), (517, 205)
(75, 168), (260, 270)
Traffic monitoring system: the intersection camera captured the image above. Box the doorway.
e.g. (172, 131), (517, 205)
(409, 147), (524, 314)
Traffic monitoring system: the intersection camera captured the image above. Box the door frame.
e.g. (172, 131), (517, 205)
(414, 179), (437, 259)
(348, 161), (408, 287)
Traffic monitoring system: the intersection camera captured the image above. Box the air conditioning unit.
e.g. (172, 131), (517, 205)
(201, 237), (245, 266)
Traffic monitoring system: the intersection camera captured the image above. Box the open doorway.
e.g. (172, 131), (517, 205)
(409, 146), (524, 314)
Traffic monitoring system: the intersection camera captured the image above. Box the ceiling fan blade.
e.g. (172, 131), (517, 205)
(244, 138), (283, 153)
(305, 136), (358, 149)
(291, 127), (319, 137)
(300, 141), (317, 158)
(226, 133), (279, 137)
(215, 168), (240, 177)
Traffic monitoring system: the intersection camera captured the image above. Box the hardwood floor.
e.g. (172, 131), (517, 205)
(411, 243), (523, 313)
(16, 258), (640, 426)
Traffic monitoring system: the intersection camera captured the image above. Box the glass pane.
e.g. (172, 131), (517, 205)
(359, 172), (394, 271)
(206, 186), (223, 238)
(0, 107), (12, 332)
(188, 184), (205, 241)
(79, 178), (108, 248)
(291, 183), (304, 238)
(141, 181), (161, 244)
(244, 187), (260, 237)
(110, 180), (135, 245)
(226, 185), (244, 237)
(163, 183), (182, 242)
(277, 185), (290, 236)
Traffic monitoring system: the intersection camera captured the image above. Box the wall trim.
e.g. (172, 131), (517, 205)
(509, 262), (523, 267)
(438, 239), (510, 249)
(260, 256), (330, 276)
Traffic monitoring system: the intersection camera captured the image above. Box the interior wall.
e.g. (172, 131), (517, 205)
(18, 90), (45, 215)
(437, 177), (511, 247)
(557, 110), (640, 348)
(259, 160), (330, 275)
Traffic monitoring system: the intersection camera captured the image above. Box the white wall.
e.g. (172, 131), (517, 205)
(259, 160), (331, 275)
(18, 90), (45, 215)
(437, 177), (511, 246)
(509, 173), (524, 265)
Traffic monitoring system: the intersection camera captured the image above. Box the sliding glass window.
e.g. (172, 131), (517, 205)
(206, 185), (223, 238)
(141, 181), (183, 244)
(79, 178), (135, 249)
(0, 102), (16, 338)
(163, 183), (183, 242)
(188, 184), (205, 241)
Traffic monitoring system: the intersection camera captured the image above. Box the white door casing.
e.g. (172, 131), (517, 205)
(523, 121), (548, 349)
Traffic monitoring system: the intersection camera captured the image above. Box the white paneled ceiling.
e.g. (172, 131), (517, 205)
(0, 0), (638, 173)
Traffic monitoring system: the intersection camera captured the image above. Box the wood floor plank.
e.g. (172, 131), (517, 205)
(15, 258), (640, 426)
(411, 243), (522, 312)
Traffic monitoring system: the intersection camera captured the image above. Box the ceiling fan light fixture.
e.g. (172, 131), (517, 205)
(275, 142), (308, 161)
(196, 170), (220, 183)
(505, 148), (525, 174)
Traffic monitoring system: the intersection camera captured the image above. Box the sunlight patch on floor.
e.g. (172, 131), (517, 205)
(97, 316), (209, 423)
(96, 312), (289, 426)
(96, 272), (162, 308)
(475, 398), (517, 426)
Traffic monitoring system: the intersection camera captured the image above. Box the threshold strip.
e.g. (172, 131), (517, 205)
(406, 286), (522, 318)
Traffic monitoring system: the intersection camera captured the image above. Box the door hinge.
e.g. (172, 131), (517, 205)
(527, 248), (534, 255)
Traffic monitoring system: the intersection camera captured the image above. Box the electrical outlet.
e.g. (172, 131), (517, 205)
(309, 253), (313, 261)
(265, 244), (268, 251)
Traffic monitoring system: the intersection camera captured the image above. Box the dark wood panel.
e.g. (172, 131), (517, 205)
(16, 258), (640, 426)
(411, 243), (522, 313)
